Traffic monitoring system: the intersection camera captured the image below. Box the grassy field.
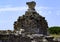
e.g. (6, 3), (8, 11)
(50, 34), (60, 38)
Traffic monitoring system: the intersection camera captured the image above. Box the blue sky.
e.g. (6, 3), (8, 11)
(0, 0), (60, 30)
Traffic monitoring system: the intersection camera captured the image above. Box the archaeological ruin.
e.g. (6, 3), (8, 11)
(0, 1), (60, 42)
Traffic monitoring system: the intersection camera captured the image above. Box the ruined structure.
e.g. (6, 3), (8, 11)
(0, 1), (59, 42)
(14, 1), (48, 35)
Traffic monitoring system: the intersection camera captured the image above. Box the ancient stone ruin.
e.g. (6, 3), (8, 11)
(0, 1), (60, 42)
(14, 1), (48, 35)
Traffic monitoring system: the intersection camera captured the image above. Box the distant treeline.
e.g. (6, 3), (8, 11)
(48, 26), (60, 34)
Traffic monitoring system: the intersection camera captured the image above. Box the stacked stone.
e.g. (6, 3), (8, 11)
(14, 1), (48, 35)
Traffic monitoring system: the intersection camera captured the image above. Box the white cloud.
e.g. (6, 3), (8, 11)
(0, 6), (58, 16)
(0, 6), (51, 12)
(0, 6), (27, 11)
(36, 6), (52, 10)
(0, 6), (56, 16)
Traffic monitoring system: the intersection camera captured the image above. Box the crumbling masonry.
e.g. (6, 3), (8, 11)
(0, 1), (59, 42)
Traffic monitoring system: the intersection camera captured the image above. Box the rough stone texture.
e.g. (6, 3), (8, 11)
(14, 1), (48, 35)
(45, 36), (54, 42)
(0, 1), (60, 42)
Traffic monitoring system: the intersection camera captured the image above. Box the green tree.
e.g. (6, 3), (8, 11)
(48, 26), (60, 34)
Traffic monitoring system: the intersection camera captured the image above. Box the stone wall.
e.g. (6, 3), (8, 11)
(0, 34), (60, 42)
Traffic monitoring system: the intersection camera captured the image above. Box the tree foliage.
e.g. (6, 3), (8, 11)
(48, 26), (60, 34)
